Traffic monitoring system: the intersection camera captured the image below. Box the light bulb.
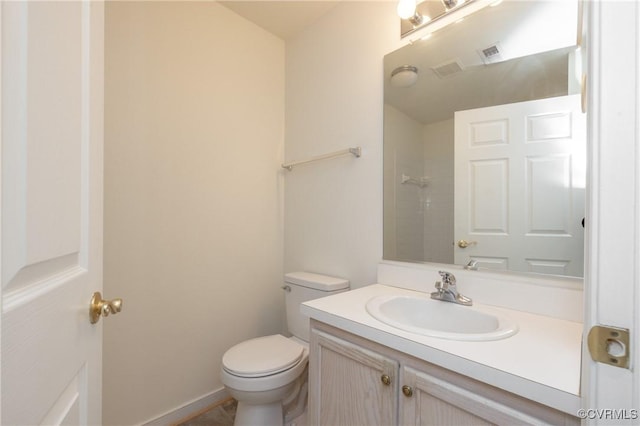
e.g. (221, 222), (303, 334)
(397, 0), (417, 20)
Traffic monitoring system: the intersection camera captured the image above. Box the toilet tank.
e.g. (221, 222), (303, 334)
(284, 272), (349, 342)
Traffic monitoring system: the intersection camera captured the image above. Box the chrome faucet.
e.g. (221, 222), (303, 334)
(431, 271), (472, 306)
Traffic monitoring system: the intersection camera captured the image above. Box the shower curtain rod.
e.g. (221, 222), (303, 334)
(281, 147), (361, 171)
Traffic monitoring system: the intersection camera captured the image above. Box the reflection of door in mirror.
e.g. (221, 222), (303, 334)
(454, 94), (585, 276)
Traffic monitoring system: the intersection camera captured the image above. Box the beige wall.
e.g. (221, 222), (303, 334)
(104, 0), (413, 422)
(103, 2), (285, 424)
(284, 1), (401, 288)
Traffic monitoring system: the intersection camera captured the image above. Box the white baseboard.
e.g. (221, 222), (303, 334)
(141, 387), (230, 426)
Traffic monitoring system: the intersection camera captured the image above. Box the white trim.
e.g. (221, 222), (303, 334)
(0, 0), (4, 421)
(583, 0), (640, 422)
(140, 388), (230, 426)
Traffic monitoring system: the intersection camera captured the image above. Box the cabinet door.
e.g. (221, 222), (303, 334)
(400, 366), (493, 426)
(309, 329), (399, 426)
(400, 366), (575, 426)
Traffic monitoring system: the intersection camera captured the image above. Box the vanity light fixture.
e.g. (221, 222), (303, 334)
(390, 65), (419, 87)
(398, 0), (474, 38)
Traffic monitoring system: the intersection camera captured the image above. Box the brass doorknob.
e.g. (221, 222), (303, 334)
(457, 239), (477, 249)
(90, 292), (123, 324)
(402, 385), (413, 397)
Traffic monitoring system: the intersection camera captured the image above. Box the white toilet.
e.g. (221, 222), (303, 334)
(221, 272), (349, 426)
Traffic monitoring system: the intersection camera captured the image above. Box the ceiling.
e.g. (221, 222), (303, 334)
(218, 1), (341, 40)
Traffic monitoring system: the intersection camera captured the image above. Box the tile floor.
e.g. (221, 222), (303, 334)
(177, 398), (237, 426)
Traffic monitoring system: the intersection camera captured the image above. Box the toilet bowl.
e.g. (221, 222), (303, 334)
(220, 272), (349, 426)
(221, 335), (309, 425)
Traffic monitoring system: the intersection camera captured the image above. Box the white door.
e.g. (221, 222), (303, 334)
(454, 94), (586, 276)
(1, 1), (104, 424)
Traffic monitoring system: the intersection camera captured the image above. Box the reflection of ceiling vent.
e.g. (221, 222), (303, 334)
(431, 59), (464, 78)
(478, 43), (504, 64)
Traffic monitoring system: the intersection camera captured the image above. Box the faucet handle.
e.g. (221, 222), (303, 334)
(438, 270), (456, 287)
(464, 259), (479, 270)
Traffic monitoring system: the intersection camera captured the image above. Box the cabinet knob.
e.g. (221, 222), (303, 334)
(381, 374), (391, 386)
(402, 385), (413, 397)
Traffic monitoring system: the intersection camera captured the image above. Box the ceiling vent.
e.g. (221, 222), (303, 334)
(431, 59), (465, 79)
(478, 43), (504, 64)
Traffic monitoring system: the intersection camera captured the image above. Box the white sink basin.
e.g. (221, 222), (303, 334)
(365, 294), (518, 341)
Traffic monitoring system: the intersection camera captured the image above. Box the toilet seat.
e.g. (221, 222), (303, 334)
(221, 334), (309, 393)
(222, 335), (304, 378)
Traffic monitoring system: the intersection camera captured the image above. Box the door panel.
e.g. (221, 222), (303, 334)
(40, 370), (85, 426)
(526, 154), (572, 235)
(2, 1), (83, 288)
(1, 1), (104, 424)
(469, 159), (508, 234)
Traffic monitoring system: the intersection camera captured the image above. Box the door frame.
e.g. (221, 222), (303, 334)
(0, 2), (3, 421)
(582, 0), (640, 421)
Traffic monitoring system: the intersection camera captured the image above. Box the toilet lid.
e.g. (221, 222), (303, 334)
(222, 335), (304, 378)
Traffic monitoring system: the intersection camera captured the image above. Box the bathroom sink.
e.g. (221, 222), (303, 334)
(365, 294), (518, 341)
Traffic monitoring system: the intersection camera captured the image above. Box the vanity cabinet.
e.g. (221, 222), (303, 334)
(308, 320), (579, 426)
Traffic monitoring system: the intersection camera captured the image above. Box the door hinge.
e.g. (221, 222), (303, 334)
(587, 325), (630, 369)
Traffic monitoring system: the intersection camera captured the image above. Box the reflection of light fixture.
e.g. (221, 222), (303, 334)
(390, 65), (419, 87)
(397, 0), (424, 26)
(442, 0), (459, 10)
(398, 0), (474, 38)
(397, 0), (416, 18)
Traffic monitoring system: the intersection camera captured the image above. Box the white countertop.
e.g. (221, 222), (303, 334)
(301, 284), (583, 415)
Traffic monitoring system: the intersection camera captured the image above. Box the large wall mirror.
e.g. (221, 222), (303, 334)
(383, 0), (585, 278)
